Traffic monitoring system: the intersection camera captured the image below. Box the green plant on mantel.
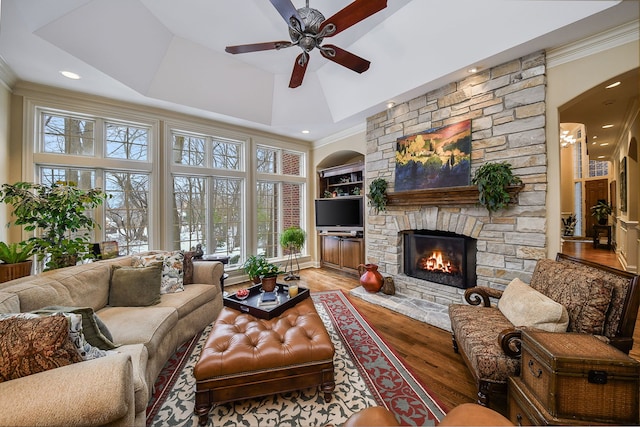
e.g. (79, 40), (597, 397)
(0, 181), (108, 270)
(367, 178), (388, 213)
(471, 162), (522, 213)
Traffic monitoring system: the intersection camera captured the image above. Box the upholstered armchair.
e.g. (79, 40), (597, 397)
(448, 253), (640, 407)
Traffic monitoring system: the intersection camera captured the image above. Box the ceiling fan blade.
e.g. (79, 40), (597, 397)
(320, 44), (370, 74)
(319, 0), (387, 37)
(269, 0), (305, 30)
(289, 53), (309, 88)
(225, 41), (292, 54)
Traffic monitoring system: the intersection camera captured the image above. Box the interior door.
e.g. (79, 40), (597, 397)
(584, 179), (608, 237)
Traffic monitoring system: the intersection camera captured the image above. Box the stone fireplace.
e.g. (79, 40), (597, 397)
(403, 230), (476, 289)
(362, 51), (548, 309)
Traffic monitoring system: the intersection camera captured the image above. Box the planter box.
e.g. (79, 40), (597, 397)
(0, 260), (33, 283)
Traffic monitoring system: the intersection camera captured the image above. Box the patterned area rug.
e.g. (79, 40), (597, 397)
(146, 290), (446, 426)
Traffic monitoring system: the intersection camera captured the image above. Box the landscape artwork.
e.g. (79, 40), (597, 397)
(394, 119), (471, 191)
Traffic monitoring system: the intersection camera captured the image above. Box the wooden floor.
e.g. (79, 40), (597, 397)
(225, 243), (638, 416)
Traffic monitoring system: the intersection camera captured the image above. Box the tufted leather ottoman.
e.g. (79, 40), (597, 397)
(193, 297), (335, 426)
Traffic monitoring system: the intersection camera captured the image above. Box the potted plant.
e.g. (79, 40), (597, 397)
(242, 254), (268, 284)
(0, 241), (35, 282)
(280, 226), (306, 280)
(471, 162), (523, 213)
(0, 181), (108, 271)
(591, 200), (612, 225)
(257, 261), (283, 292)
(367, 178), (388, 213)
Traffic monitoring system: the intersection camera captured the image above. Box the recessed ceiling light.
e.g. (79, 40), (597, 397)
(597, 156), (606, 159)
(602, 124), (614, 129)
(386, 102), (395, 109)
(60, 70), (81, 80)
(592, 135), (598, 139)
(605, 81), (621, 89)
(467, 67), (478, 73)
(600, 142), (609, 146)
(301, 130), (310, 134)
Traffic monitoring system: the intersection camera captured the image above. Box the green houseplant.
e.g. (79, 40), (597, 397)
(256, 260), (283, 292)
(591, 200), (612, 225)
(471, 162), (523, 213)
(280, 226), (306, 280)
(367, 178), (388, 213)
(242, 254), (268, 283)
(0, 181), (108, 271)
(0, 241), (35, 282)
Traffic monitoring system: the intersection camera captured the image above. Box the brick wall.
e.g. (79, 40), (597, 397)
(365, 51), (548, 305)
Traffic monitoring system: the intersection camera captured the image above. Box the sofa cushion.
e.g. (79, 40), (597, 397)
(132, 251), (185, 294)
(97, 306), (178, 356)
(448, 304), (520, 382)
(0, 292), (19, 314)
(498, 278), (569, 333)
(0, 314), (83, 382)
(109, 264), (162, 307)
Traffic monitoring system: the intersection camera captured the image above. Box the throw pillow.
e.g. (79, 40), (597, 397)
(34, 306), (118, 350)
(530, 259), (613, 335)
(109, 263), (162, 307)
(0, 314), (82, 383)
(498, 278), (569, 333)
(132, 250), (185, 293)
(183, 251), (195, 285)
(2, 312), (113, 361)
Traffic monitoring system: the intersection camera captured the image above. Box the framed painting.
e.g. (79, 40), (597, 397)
(99, 241), (119, 259)
(394, 119), (471, 191)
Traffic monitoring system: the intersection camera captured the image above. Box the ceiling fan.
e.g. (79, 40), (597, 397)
(225, 0), (388, 88)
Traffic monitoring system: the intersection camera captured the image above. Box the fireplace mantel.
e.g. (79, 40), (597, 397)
(386, 185), (524, 207)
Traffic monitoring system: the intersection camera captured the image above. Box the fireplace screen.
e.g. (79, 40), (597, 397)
(403, 230), (476, 289)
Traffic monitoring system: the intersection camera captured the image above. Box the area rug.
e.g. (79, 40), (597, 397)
(146, 290), (447, 426)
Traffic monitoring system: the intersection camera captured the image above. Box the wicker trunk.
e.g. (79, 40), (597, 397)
(519, 330), (640, 425)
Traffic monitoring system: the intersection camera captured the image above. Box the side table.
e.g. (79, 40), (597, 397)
(194, 255), (230, 294)
(592, 225), (611, 249)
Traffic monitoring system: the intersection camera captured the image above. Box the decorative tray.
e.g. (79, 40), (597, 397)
(223, 283), (309, 319)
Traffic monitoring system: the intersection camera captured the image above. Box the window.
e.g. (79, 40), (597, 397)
(35, 111), (152, 255)
(589, 160), (609, 177)
(256, 146), (305, 258)
(106, 123), (148, 160)
(42, 114), (95, 155)
(171, 131), (246, 265)
(105, 172), (150, 254)
(28, 99), (309, 273)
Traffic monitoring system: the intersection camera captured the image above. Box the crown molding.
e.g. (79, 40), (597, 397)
(312, 122), (366, 149)
(547, 20), (639, 68)
(0, 55), (17, 91)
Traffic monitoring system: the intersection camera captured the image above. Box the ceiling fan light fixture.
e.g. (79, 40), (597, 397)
(225, 0), (388, 88)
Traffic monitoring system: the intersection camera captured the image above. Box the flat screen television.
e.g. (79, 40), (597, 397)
(314, 196), (364, 232)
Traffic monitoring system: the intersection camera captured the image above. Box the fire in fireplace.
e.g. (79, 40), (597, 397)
(403, 230), (476, 288)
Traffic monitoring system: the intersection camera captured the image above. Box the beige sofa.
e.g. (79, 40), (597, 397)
(0, 254), (224, 426)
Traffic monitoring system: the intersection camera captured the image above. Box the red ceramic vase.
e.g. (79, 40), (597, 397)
(358, 263), (384, 293)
